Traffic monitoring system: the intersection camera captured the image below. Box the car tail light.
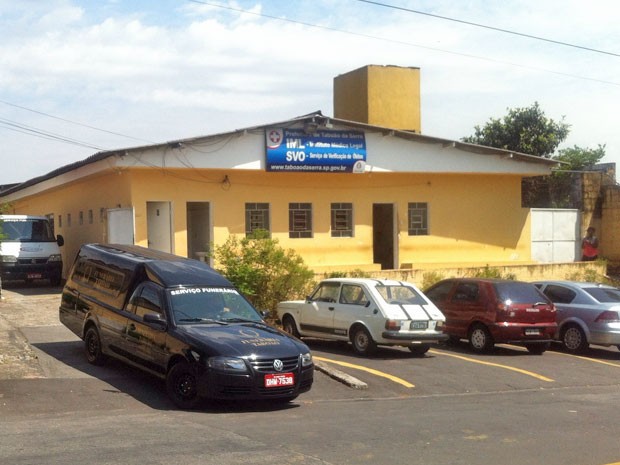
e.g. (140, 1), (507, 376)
(385, 319), (401, 330)
(495, 302), (511, 321)
(595, 311), (620, 323)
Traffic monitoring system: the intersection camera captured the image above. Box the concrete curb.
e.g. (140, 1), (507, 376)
(314, 360), (368, 390)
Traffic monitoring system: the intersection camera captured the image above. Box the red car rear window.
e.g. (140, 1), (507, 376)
(493, 282), (549, 304)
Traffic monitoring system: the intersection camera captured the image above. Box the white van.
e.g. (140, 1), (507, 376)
(0, 215), (64, 286)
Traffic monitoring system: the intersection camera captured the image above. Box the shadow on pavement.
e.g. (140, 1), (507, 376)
(1, 280), (63, 297)
(29, 337), (302, 413)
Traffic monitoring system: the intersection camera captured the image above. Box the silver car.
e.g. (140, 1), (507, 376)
(532, 281), (620, 353)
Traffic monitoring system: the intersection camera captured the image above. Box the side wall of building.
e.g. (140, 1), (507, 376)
(126, 168), (532, 270)
(7, 172), (133, 276)
(6, 167), (533, 277)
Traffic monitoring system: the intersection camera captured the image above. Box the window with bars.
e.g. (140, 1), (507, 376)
(408, 202), (428, 235)
(331, 202), (353, 237)
(245, 203), (270, 236)
(289, 203), (312, 238)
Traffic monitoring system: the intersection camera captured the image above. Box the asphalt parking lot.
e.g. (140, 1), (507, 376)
(3, 283), (620, 465)
(2, 282), (620, 401)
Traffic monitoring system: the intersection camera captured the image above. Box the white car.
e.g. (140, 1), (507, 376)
(277, 278), (448, 356)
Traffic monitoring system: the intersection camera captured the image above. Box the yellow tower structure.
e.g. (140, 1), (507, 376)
(333, 65), (421, 132)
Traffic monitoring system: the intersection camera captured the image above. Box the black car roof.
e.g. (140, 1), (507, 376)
(79, 243), (232, 288)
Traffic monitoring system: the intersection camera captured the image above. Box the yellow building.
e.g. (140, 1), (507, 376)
(0, 65), (558, 278)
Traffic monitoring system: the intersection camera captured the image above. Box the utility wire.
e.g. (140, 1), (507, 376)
(0, 117), (106, 150)
(188, 0), (620, 87)
(0, 98), (155, 144)
(355, 0), (620, 58)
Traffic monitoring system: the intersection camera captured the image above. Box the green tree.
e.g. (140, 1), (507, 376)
(462, 102), (570, 157)
(523, 144), (607, 208)
(462, 103), (606, 208)
(210, 230), (315, 317)
(555, 144), (606, 170)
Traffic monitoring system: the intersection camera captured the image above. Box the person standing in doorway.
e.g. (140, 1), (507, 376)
(581, 227), (599, 261)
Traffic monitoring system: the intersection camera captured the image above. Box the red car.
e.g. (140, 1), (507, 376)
(424, 278), (557, 354)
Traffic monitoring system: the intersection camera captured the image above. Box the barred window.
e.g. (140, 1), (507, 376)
(289, 203), (312, 238)
(408, 202), (428, 235)
(331, 203), (353, 237)
(245, 203), (270, 236)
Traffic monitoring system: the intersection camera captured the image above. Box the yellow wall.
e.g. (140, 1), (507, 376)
(7, 167), (533, 277)
(121, 168), (532, 270)
(8, 172), (133, 276)
(334, 65), (421, 132)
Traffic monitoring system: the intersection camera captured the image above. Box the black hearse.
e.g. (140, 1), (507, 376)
(59, 244), (313, 408)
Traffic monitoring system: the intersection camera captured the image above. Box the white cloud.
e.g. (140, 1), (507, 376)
(0, 0), (619, 184)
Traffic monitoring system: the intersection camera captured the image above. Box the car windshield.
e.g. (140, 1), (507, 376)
(494, 282), (549, 304)
(584, 287), (620, 303)
(375, 284), (427, 305)
(0, 218), (55, 242)
(168, 287), (263, 324)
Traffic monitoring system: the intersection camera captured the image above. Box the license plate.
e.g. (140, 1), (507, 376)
(525, 328), (541, 335)
(264, 373), (294, 388)
(410, 321), (429, 330)
(27, 273), (42, 279)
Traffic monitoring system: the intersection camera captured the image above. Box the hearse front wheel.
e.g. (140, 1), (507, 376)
(166, 361), (201, 410)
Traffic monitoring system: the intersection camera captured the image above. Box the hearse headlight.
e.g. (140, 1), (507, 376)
(301, 352), (313, 367)
(207, 356), (249, 373)
(0, 254), (17, 263)
(48, 254), (62, 263)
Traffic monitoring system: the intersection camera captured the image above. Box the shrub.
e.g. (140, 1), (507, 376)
(323, 269), (371, 279)
(209, 230), (315, 317)
(421, 271), (445, 290)
(566, 267), (610, 284)
(471, 265), (516, 280)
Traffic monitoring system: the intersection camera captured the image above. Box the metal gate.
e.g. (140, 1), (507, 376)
(531, 208), (580, 263)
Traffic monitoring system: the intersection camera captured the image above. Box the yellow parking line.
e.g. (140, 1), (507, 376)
(550, 351), (620, 368)
(429, 349), (554, 382)
(313, 356), (415, 388)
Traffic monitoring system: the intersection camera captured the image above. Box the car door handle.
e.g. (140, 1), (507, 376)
(328, 307), (335, 311)
(128, 323), (136, 331)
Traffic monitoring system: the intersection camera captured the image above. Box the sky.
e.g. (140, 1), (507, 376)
(1, 0), (619, 185)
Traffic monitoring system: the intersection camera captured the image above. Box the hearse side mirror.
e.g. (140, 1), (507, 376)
(57, 235), (64, 247)
(143, 312), (167, 329)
